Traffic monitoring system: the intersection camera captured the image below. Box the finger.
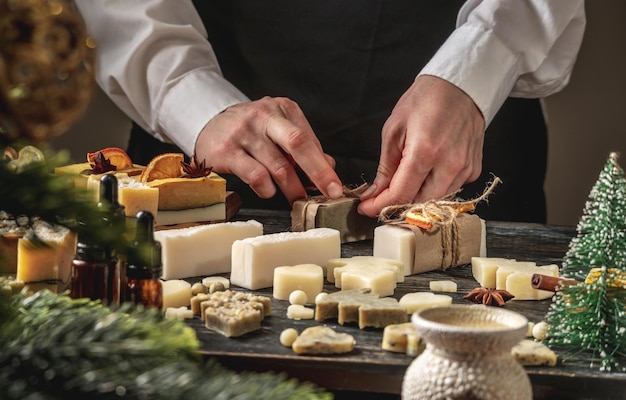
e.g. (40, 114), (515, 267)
(264, 113), (343, 199)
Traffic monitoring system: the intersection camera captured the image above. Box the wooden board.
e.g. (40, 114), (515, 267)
(188, 209), (626, 399)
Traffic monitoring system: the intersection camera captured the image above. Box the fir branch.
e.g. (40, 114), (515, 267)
(0, 290), (331, 399)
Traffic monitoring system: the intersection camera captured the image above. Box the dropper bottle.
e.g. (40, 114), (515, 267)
(71, 174), (125, 305)
(124, 210), (163, 310)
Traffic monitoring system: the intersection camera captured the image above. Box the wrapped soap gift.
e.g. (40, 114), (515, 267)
(373, 213), (486, 276)
(291, 196), (379, 243)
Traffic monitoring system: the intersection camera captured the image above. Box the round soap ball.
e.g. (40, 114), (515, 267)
(315, 292), (328, 304)
(191, 282), (208, 296)
(532, 321), (549, 341)
(279, 328), (299, 347)
(289, 290), (308, 305)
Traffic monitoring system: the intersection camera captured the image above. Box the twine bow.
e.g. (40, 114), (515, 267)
(378, 177), (502, 228)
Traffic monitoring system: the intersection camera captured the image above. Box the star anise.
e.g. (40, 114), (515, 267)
(464, 287), (515, 307)
(180, 155), (213, 178)
(89, 151), (116, 174)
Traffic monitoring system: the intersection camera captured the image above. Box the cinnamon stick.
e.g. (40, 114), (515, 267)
(531, 274), (579, 292)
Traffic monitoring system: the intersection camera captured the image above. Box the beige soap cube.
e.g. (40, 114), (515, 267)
(429, 280), (458, 293)
(471, 257), (520, 288)
(511, 339), (557, 366)
(162, 279), (192, 309)
(335, 266), (397, 297)
(272, 264), (324, 301)
(398, 292), (453, 315)
(506, 270), (558, 300)
(495, 261), (541, 290)
(327, 256), (404, 284)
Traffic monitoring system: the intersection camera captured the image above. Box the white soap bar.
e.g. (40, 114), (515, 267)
(495, 261), (542, 290)
(155, 220), (263, 279)
(286, 304), (315, 320)
(155, 203), (225, 226)
(471, 257), (518, 288)
(273, 264), (324, 301)
(162, 279), (192, 309)
(230, 228), (340, 290)
(506, 270), (558, 300)
(372, 225), (414, 276)
(429, 280), (458, 293)
(336, 266), (397, 297)
(327, 256), (404, 284)
(398, 292), (453, 315)
(373, 218), (486, 276)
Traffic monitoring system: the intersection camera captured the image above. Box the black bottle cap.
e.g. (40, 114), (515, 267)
(98, 174), (125, 218)
(127, 211), (162, 274)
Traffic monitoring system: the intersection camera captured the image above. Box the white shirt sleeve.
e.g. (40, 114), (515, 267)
(419, 0), (586, 125)
(73, 0), (249, 156)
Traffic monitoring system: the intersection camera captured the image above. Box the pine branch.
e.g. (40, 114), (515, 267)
(0, 290), (331, 399)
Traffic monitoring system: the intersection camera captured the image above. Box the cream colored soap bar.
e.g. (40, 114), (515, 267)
(155, 203), (225, 226)
(291, 326), (355, 354)
(471, 257), (521, 288)
(273, 264), (323, 301)
(16, 222), (76, 292)
(511, 339), (557, 366)
(162, 279), (192, 309)
(506, 269), (558, 300)
(230, 228), (340, 290)
(398, 292), (453, 315)
(381, 322), (425, 356)
(154, 220), (263, 279)
(88, 173), (159, 218)
(327, 256), (404, 284)
(373, 216), (486, 275)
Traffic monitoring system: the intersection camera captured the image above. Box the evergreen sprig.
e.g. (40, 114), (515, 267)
(546, 267), (626, 372)
(0, 290), (331, 399)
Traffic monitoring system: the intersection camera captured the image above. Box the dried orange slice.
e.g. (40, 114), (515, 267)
(405, 203), (476, 230)
(140, 153), (184, 182)
(87, 147), (133, 170)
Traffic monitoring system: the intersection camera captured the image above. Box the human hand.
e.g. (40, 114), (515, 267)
(358, 75), (485, 217)
(194, 96), (343, 204)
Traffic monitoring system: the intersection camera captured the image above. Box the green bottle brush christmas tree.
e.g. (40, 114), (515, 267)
(546, 152), (626, 372)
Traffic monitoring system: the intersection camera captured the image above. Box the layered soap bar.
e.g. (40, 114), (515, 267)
(230, 228), (340, 290)
(373, 214), (486, 275)
(154, 220), (263, 279)
(291, 196), (378, 243)
(16, 221), (77, 293)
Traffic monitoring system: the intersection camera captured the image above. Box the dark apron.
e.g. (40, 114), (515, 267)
(128, 0), (546, 223)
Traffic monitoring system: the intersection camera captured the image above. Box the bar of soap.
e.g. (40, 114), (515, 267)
(373, 214), (486, 275)
(273, 264), (323, 301)
(230, 228), (340, 290)
(291, 196), (378, 243)
(471, 257), (522, 288)
(429, 280), (458, 293)
(511, 339), (557, 366)
(162, 279), (192, 309)
(16, 222), (76, 293)
(398, 292), (453, 315)
(327, 256), (404, 283)
(88, 173), (159, 218)
(291, 326), (355, 354)
(154, 220), (262, 279)
(200, 290), (272, 337)
(286, 304), (315, 320)
(381, 322), (425, 356)
(155, 203), (225, 226)
(315, 288), (407, 329)
(506, 270), (558, 300)
(148, 173), (226, 211)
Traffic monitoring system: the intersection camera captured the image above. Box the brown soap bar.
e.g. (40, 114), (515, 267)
(200, 290), (272, 337)
(315, 288), (407, 329)
(291, 196), (379, 243)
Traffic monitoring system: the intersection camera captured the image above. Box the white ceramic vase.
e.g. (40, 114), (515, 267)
(402, 305), (532, 400)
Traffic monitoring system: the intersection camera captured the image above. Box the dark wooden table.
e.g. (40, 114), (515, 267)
(187, 209), (626, 399)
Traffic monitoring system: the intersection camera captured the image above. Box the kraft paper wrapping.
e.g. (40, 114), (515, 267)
(291, 196), (379, 243)
(397, 213), (484, 274)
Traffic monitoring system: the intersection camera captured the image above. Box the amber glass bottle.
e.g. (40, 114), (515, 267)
(96, 174), (126, 307)
(124, 210), (162, 310)
(70, 240), (110, 302)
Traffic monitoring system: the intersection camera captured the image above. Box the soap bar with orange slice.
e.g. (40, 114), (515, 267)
(54, 147), (144, 189)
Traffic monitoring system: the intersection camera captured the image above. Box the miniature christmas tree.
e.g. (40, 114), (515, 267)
(561, 152), (626, 281)
(546, 152), (626, 372)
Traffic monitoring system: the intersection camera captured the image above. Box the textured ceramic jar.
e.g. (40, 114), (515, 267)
(402, 305), (531, 400)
